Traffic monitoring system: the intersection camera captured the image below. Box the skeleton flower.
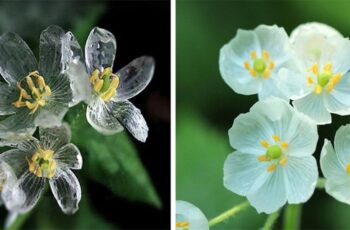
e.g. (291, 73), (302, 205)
(320, 125), (350, 205)
(176, 200), (209, 230)
(0, 124), (82, 214)
(66, 27), (154, 142)
(0, 25), (74, 142)
(224, 98), (318, 214)
(279, 23), (350, 124)
(219, 25), (294, 100)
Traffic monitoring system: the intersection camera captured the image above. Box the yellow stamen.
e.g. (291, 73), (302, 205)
(332, 73), (341, 85)
(244, 61), (251, 70)
(346, 163), (350, 174)
(89, 69), (100, 84)
(262, 50), (269, 60)
(110, 75), (120, 88)
(258, 155), (268, 162)
(326, 82), (334, 93)
(260, 140), (270, 148)
(44, 86), (52, 96)
(314, 85), (322, 94)
(250, 70), (257, 77)
(279, 157), (287, 165)
(281, 142), (288, 149)
(269, 61), (275, 69)
(176, 221), (190, 228)
(324, 63), (332, 72)
(93, 79), (104, 93)
(312, 64), (318, 75)
(307, 76), (314, 85)
(250, 51), (257, 60)
(263, 69), (270, 79)
(272, 135), (280, 142)
(267, 163), (277, 172)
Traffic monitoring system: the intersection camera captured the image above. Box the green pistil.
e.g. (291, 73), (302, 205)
(266, 145), (282, 159)
(317, 71), (332, 87)
(100, 75), (111, 93)
(253, 58), (266, 74)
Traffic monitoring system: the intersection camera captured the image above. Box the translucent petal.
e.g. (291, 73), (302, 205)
(54, 143), (82, 170)
(39, 123), (71, 152)
(85, 27), (116, 73)
(61, 31), (84, 73)
(0, 82), (18, 115)
(324, 73), (350, 115)
(2, 171), (45, 213)
(247, 166), (287, 214)
(0, 32), (37, 86)
(0, 161), (17, 194)
(334, 125), (350, 168)
(224, 151), (269, 196)
(0, 149), (29, 178)
(49, 167), (81, 214)
(38, 25), (66, 77)
(16, 138), (40, 154)
(320, 139), (346, 179)
(114, 56), (155, 101)
(293, 93), (331, 125)
(86, 98), (124, 135)
(176, 200), (209, 230)
(283, 156), (318, 203)
(4, 212), (18, 228)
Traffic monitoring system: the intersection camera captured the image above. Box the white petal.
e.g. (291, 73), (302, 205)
(114, 56), (155, 101)
(323, 37), (350, 74)
(86, 98), (124, 135)
(4, 212), (18, 228)
(54, 143), (82, 170)
(320, 139), (346, 180)
(49, 167), (81, 214)
(223, 151), (269, 196)
(176, 200), (209, 230)
(258, 77), (288, 101)
(283, 156), (318, 203)
(85, 27), (116, 73)
(324, 72), (350, 115)
(293, 92), (331, 124)
(38, 25), (66, 77)
(334, 125), (350, 168)
(0, 32), (37, 86)
(39, 123), (71, 152)
(247, 166), (287, 214)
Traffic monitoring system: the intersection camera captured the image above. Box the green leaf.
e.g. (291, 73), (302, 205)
(67, 104), (161, 208)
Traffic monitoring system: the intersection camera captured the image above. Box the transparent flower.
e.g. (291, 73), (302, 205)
(176, 200), (209, 230)
(279, 23), (350, 124)
(224, 98), (318, 214)
(66, 27), (155, 142)
(0, 124), (82, 214)
(320, 125), (350, 205)
(219, 25), (294, 100)
(0, 25), (74, 142)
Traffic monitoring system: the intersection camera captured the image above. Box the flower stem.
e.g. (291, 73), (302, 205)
(262, 210), (281, 230)
(283, 204), (302, 230)
(208, 201), (250, 227)
(316, 177), (326, 189)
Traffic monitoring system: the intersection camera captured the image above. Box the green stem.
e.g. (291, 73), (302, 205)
(208, 201), (250, 227)
(316, 177), (326, 189)
(283, 204), (302, 230)
(262, 210), (281, 230)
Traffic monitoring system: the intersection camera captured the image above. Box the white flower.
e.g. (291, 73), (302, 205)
(0, 25), (75, 143)
(320, 125), (350, 205)
(219, 25), (294, 101)
(279, 23), (350, 124)
(224, 98), (318, 214)
(0, 124), (82, 214)
(65, 27), (154, 142)
(176, 200), (209, 230)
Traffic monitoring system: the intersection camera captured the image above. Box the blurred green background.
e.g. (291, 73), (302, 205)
(176, 0), (350, 229)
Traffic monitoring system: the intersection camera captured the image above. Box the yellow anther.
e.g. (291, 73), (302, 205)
(250, 70), (257, 77)
(44, 85), (52, 96)
(89, 69), (100, 84)
(25, 101), (36, 110)
(269, 61), (275, 70)
(324, 63), (332, 72)
(93, 79), (104, 93)
(267, 163), (277, 172)
(346, 163), (350, 174)
(314, 85), (322, 94)
(272, 135), (280, 142)
(279, 157), (287, 165)
(35, 167), (43, 177)
(42, 149), (54, 160)
(258, 155), (268, 162)
(307, 76), (314, 85)
(263, 69), (270, 79)
(250, 51), (257, 60)
(31, 152), (40, 161)
(262, 50), (269, 60)
(26, 76), (36, 90)
(100, 88), (116, 101)
(176, 221), (190, 228)
(110, 75), (120, 88)
(28, 145), (57, 178)
(312, 64), (318, 75)
(326, 82), (334, 93)
(332, 73), (341, 85)
(281, 142), (288, 149)
(244, 61), (251, 70)
(37, 76), (46, 90)
(260, 140), (270, 148)
(102, 67), (113, 76)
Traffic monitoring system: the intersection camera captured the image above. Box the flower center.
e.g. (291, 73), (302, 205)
(89, 67), (120, 102)
(12, 71), (52, 114)
(307, 63), (341, 94)
(244, 50), (275, 79)
(258, 134), (288, 172)
(27, 145), (57, 179)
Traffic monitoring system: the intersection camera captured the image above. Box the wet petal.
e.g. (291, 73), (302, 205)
(39, 123), (71, 152)
(0, 32), (37, 86)
(85, 27), (116, 73)
(114, 56), (155, 101)
(0, 82), (18, 115)
(61, 31), (84, 72)
(176, 200), (209, 230)
(283, 156), (318, 203)
(54, 143), (82, 170)
(49, 167), (81, 214)
(0, 149), (30, 178)
(38, 25), (66, 77)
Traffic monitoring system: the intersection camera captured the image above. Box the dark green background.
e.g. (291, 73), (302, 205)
(177, 0), (350, 229)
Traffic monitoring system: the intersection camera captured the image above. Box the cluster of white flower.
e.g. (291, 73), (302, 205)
(0, 25), (154, 226)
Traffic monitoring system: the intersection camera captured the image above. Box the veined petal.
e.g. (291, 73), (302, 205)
(321, 139), (346, 179)
(0, 82), (17, 115)
(39, 124), (71, 152)
(334, 125), (350, 168)
(323, 37), (350, 74)
(293, 93), (331, 125)
(176, 200), (209, 230)
(114, 56), (155, 101)
(54, 143), (82, 170)
(85, 27), (116, 73)
(224, 151), (269, 196)
(0, 149), (30, 178)
(0, 32), (37, 86)
(49, 167), (81, 214)
(324, 72), (350, 115)
(38, 25), (66, 77)
(61, 31), (84, 73)
(86, 98), (124, 135)
(258, 77), (288, 101)
(283, 156), (318, 203)
(325, 176), (350, 205)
